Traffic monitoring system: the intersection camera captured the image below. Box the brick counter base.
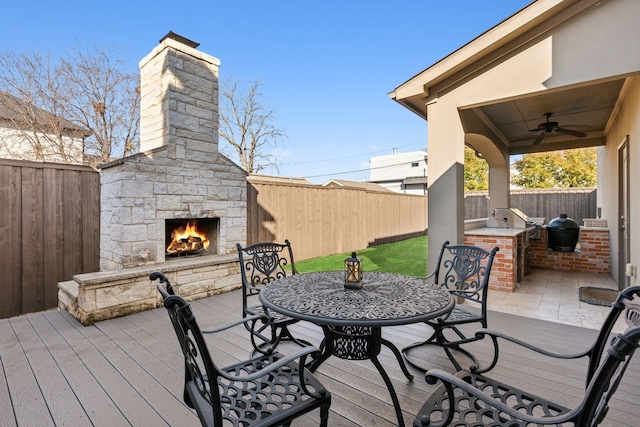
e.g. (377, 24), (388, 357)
(465, 235), (518, 293)
(530, 228), (609, 273)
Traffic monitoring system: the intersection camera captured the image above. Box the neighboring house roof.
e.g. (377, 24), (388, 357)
(403, 176), (428, 185)
(248, 173), (311, 185)
(322, 179), (393, 192)
(0, 90), (90, 135)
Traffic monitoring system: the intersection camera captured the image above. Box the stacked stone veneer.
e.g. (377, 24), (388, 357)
(530, 227), (610, 273)
(465, 235), (517, 292)
(99, 35), (247, 270)
(58, 34), (248, 325)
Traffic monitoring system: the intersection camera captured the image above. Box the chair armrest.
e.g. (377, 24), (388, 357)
(201, 313), (267, 334)
(423, 369), (580, 425)
(475, 328), (591, 359)
(218, 346), (320, 382)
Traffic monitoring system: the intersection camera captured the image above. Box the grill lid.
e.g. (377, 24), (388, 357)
(548, 214), (580, 229)
(487, 208), (534, 228)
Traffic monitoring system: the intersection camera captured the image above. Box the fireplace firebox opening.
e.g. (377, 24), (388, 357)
(165, 218), (219, 258)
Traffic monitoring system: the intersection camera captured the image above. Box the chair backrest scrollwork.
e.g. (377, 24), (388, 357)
(431, 241), (499, 309)
(236, 240), (298, 308)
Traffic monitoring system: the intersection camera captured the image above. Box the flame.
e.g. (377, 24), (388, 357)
(167, 222), (210, 254)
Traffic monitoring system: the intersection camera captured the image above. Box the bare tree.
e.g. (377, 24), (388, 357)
(0, 44), (140, 166)
(219, 79), (285, 173)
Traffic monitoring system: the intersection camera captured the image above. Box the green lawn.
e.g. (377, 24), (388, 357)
(294, 236), (428, 278)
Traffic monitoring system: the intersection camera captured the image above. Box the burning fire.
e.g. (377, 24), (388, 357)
(167, 222), (210, 255)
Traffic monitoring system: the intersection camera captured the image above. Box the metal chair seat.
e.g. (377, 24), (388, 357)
(247, 303), (297, 325)
(190, 353), (328, 427)
(415, 370), (571, 427)
(430, 306), (481, 325)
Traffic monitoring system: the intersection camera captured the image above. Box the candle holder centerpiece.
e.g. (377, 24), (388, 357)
(344, 251), (363, 289)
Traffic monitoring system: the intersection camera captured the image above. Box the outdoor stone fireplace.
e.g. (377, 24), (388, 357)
(58, 32), (247, 325)
(98, 33), (247, 270)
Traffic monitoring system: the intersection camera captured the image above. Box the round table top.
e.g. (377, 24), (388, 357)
(259, 271), (453, 327)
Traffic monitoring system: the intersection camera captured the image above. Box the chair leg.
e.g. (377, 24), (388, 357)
(280, 325), (313, 347)
(403, 327), (480, 372)
(248, 320), (279, 355)
(441, 326), (480, 372)
(319, 403), (330, 427)
(402, 330), (437, 372)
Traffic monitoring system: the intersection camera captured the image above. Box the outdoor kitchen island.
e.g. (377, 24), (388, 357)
(463, 208), (542, 292)
(464, 226), (530, 293)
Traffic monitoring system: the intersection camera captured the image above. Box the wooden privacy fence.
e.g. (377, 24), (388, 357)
(247, 180), (428, 261)
(465, 188), (597, 225)
(0, 159), (99, 319)
(1, 162), (599, 320)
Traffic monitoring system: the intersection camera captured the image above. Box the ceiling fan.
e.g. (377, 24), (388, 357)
(515, 112), (589, 145)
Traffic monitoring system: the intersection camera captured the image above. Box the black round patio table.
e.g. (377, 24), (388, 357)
(259, 270), (454, 427)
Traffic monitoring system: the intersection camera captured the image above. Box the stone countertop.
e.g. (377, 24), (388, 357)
(464, 227), (526, 237)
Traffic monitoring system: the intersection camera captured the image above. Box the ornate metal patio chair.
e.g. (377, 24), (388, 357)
(402, 240), (499, 371)
(414, 285), (640, 427)
(237, 240), (312, 354)
(151, 272), (331, 427)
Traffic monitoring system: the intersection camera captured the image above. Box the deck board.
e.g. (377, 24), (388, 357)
(0, 317), (52, 426)
(10, 314), (88, 426)
(0, 288), (638, 426)
(29, 312), (131, 427)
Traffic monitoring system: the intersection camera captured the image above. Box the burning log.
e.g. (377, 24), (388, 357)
(167, 222), (210, 255)
(167, 236), (204, 254)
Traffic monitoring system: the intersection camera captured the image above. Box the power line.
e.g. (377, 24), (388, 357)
(301, 158), (426, 179)
(279, 141), (426, 165)
(303, 168), (371, 179)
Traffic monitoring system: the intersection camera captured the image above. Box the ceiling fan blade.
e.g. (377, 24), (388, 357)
(510, 132), (540, 142)
(555, 127), (588, 138)
(532, 132), (546, 145)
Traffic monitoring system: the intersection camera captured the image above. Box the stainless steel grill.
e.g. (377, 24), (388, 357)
(487, 208), (542, 243)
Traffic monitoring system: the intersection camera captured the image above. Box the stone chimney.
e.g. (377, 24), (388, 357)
(139, 31), (220, 155)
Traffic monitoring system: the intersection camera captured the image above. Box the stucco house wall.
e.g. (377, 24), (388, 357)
(597, 76), (640, 286)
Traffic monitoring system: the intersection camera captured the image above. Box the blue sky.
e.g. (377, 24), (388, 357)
(3, 0), (531, 183)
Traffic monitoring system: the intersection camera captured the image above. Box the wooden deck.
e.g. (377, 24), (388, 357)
(1, 288), (638, 426)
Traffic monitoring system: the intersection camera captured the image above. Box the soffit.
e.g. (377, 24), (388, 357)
(466, 77), (626, 155)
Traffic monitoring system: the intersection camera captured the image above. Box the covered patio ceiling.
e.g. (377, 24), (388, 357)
(463, 77), (627, 156)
